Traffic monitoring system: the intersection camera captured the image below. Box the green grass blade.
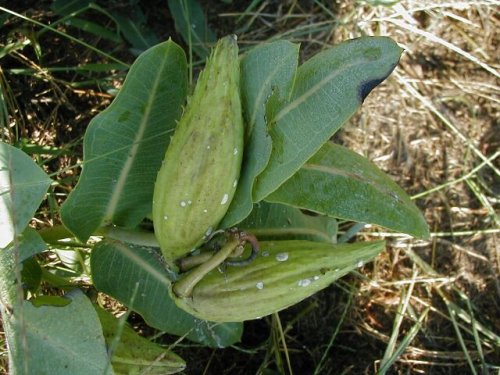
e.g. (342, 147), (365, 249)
(378, 268), (418, 372)
(377, 308), (430, 374)
(313, 292), (353, 375)
(0, 7), (128, 68)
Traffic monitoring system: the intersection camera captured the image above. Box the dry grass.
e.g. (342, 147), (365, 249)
(221, 1), (500, 373)
(0, 0), (499, 374)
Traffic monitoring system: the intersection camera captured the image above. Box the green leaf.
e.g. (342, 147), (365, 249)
(266, 142), (429, 238)
(14, 138), (71, 156)
(254, 36), (403, 201)
(64, 17), (122, 43)
(53, 248), (85, 274)
(0, 142), (52, 248)
(238, 202), (337, 243)
(9, 290), (113, 375)
(221, 40), (299, 227)
(50, 0), (93, 15)
(30, 295), (72, 307)
(167, 0), (217, 59)
(91, 239), (242, 347)
(21, 257), (42, 294)
(4, 227), (46, 262)
(0, 228), (46, 326)
(61, 40), (188, 242)
(113, 10), (160, 54)
(95, 305), (186, 374)
(51, 0), (158, 53)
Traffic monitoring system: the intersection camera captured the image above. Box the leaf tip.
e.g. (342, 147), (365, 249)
(358, 76), (388, 102)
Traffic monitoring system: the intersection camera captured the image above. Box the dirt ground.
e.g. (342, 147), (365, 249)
(1, 1), (498, 374)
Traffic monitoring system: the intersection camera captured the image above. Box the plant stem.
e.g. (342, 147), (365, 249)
(177, 251), (215, 272)
(38, 224), (161, 248)
(100, 226), (159, 247)
(173, 236), (239, 298)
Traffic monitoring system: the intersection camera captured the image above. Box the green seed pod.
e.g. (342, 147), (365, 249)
(94, 305), (186, 374)
(171, 240), (385, 322)
(153, 35), (244, 266)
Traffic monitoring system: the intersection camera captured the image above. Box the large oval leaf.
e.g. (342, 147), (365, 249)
(9, 290), (112, 375)
(238, 202), (337, 243)
(91, 239), (242, 348)
(61, 40), (188, 242)
(265, 142), (429, 238)
(221, 40), (299, 227)
(254, 37), (403, 201)
(0, 142), (52, 248)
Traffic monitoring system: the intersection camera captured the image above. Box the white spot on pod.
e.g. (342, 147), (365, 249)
(205, 227), (213, 237)
(220, 193), (229, 205)
(233, 147), (238, 155)
(188, 200), (192, 205)
(261, 251), (269, 257)
(163, 215), (168, 220)
(357, 260), (364, 268)
(275, 252), (289, 262)
(203, 209), (208, 213)
(298, 279), (312, 287)
(233, 179), (238, 188)
(256, 282), (264, 290)
(313, 275), (320, 281)
(180, 201), (187, 207)
(206, 145), (211, 149)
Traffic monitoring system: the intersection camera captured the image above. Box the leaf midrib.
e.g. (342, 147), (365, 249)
(274, 49), (396, 123)
(303, 163), (405, 204)
(113, 241), (171, 288)
(248, 47), (297, 131)
(274, 61), (357, 123)
(103, 54), (169, 222)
